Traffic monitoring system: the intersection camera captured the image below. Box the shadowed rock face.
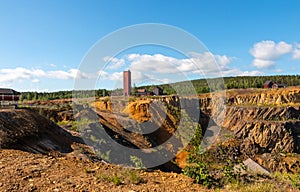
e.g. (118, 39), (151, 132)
(0, 109), (81, 154)
(222, 106), (300, 154)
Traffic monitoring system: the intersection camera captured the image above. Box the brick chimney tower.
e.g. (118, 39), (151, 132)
(123, 70), (131, 96)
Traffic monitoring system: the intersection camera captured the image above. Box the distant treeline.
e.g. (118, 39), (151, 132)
(20, 75), (300, 101)
(20, 89), (111, 101)
(157, 75), (300, 95)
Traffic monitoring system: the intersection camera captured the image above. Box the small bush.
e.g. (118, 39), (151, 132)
(110, 175), (122, 186)
(183, 163), (215, 188)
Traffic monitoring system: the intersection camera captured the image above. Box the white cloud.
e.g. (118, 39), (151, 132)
(238, 70), (264, 76)
(188, 52), (234, 75)
(49, 63), (56, 67)
(215, 54), (232, 66)
(110, 72), (123, 81)
(97, 70), (123, 81)
(128, 54), (180, 73)
(252, 59), (275, 69)
(31, 79), (40, 83)
(0, 67), (90, 84)
(250, 40), (292, 60)
(126, 52), (234, 75)
(103, 52), (265, 85)
(250, 40), (293, 69)
(293, 48), (300, 60)
(103, 56), (125, 69)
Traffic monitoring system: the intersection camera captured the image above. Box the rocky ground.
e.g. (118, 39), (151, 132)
(0, 149), (206, 192)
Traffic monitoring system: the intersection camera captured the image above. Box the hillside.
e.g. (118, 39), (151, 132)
(1, 87), (300, 191)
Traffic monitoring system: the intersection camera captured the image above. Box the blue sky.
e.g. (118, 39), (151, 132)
(0, 0), (300, 91)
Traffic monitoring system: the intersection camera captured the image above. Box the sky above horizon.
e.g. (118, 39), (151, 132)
(0, 0), (300, 92)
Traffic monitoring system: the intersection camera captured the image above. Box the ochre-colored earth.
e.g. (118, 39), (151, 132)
(0, 149), (207, 192)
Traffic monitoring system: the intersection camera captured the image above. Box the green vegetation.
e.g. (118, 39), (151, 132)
(97, 174), (123, 186)
(97, 170), (144, 186)
(143, 75), (300, 95)
(57, 118), (93, 132)
(183, 158), (216, 188)
(273, 172), (300, 190)
(20, 89), (111, 101)
(229, 181), (284, 192)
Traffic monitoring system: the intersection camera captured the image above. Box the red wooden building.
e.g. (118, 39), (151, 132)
(0, 88), (21, 107)
(263, 81), (287, 89)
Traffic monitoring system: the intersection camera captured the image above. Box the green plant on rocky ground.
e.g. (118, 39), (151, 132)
(288, 174), (300, 190)
(97, 174), (122, 186)
(96, 170), (144, 186)
(183, 146), (217, 188)
(57, 118), (94, 132)
(222, 160), (246, 185)
(273, 172), (300, 190)
(229, 181), (284, 192)
(123, 170), (144, 185)
(183, 162), (216, 188)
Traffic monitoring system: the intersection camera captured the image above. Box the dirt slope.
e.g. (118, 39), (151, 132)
(0, 109), (81, 154)
(0, 149), (207, 192)
(0, 108), (207, 191)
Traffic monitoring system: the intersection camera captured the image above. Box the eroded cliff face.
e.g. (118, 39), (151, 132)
(223, 106), (300, 153)
(94, 88), (300, 153)
(92, 87), (300, 172)
(219, 88), (300, 172)
(226, 87), (300, 106)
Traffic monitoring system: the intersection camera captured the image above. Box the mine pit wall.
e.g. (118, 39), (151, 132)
(226, 88), (300, 106)
(93, 88), (300, 156)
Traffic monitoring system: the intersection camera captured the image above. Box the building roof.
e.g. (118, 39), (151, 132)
(0, 88), (21, 95)
(137, 89), (147, 93)
(264, 80), (274, 85)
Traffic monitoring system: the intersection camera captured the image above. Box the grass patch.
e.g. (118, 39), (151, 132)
(97, 174), (122, 186)
(273, 172), (300, 190)
(97, 170), (144, 186)
(229, 181), (284, 192)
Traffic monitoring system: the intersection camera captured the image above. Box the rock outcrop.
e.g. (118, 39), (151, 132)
(0, 109), (81, 154)
(222, 106), (300, 154)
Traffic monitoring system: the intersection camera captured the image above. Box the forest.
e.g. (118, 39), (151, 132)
(20, 75), (300, 101)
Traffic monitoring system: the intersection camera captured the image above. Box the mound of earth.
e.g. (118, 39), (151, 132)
(0, 109), (81, 154)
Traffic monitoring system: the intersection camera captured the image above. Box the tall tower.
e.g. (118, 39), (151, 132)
(123, 70), (131, 96)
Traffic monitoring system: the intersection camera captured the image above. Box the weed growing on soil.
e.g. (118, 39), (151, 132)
(183, 146), (217, 188)
(97, 170), (144, 186)
(97, 174), (122, 185)
(273, 172), (300, 190)
(124, 170), (145, 185)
